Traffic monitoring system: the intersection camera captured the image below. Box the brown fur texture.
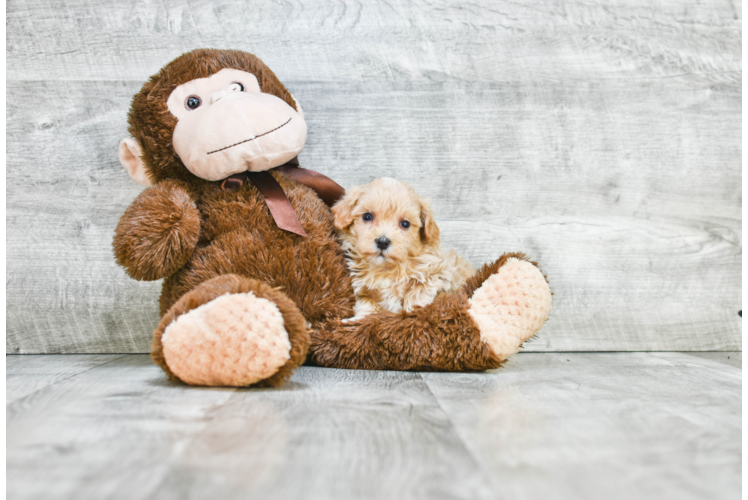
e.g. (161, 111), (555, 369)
(308, 290), (504, 371)
(156, 171), (355, 321)
(114, 49), (549, 386)
(113, 180), (200, 281)
(306, 255), (541, 371)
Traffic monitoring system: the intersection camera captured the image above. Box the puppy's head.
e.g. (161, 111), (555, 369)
(332, 177), (440, 264)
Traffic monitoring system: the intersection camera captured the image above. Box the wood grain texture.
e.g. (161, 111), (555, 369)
(147, 368), (495, 500)
(7, 355), (495, 500)
(6, 0), (741, 353)
(422, 352), (741, 500)
(6, 353), (741, 500)
(7, 356), (238, 500)
(6, 354), (124, 404)
(680, 351), (742, 369)
(736, 0), (748, 352)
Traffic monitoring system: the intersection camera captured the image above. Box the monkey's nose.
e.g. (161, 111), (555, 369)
(375, 237), (391, 250)
(210, 89), (229, 103)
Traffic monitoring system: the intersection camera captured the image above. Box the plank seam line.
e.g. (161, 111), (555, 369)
(143, 387), (238, 500)
(6, 354), (128, 407)
(647, 352), (742, 375)
(418, 373), (501, 500)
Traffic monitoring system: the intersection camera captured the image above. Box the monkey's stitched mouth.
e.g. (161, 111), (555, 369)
(206, 118), (292, 155)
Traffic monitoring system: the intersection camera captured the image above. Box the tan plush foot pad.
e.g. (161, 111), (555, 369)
(468, 258), (552, 361)
(162, 292), (292, 386)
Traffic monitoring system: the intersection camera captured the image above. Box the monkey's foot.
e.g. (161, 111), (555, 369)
(162, 292), (293, 386)
(468, 257), (552, 361)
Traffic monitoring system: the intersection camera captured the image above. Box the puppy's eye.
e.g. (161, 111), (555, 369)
(400, 220), (411, 229)
(362, 213), (373, 222)
(185, 96), (201, 110)
(231, 82), (245, 92)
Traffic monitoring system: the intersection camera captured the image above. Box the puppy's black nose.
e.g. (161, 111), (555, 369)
(375, 237), (391, 250)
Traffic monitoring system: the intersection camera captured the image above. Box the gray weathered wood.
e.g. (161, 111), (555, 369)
(680, 351), (742, 369)
(7, 356), (238, 500)
(735, 0), (748, 352)
(6, 354), (124, 404)
(147, 368), (495, 500)
(422, 352), (741, 500)
(7, 355), (494, 500)
(6, 0), (741, 353)
(6, 353), (741, 500)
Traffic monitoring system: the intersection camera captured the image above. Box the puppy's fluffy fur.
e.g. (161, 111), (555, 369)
(333, 177), (475, 319)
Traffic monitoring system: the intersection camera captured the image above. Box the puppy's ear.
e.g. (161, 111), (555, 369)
(332, 186), (363, 230)
(419, 199), (440, 245)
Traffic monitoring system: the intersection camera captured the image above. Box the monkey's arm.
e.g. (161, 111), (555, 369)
(113, 180), (200, 281)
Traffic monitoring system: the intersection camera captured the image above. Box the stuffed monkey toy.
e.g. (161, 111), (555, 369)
(113, 49), (552, 387)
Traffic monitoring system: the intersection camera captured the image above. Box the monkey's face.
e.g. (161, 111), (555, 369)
(119, 50), (309, 187)
(166, 68), (307, 181)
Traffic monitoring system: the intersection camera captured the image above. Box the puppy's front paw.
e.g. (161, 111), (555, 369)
(341, 314), (367, 323)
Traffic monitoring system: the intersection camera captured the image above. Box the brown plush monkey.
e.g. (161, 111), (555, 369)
(113, 49), (552, 387)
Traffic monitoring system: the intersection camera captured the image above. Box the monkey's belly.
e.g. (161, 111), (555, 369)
(159, 229), (355, 322)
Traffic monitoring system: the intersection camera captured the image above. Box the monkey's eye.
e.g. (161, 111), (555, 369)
(362, 213), (374, 222)
(185, 96), (201, 110)
(231, 82), (245, 92)
(400, 220), (411, 229)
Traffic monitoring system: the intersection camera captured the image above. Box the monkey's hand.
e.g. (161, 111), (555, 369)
(113, 180), (200, 281)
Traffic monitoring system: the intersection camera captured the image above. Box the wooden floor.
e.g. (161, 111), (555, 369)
(7, 353), (741, 500)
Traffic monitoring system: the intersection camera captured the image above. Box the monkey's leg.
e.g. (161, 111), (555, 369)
(463, 252), (552, 361)
(151, 274), (308, 387)
(308, 253), (551, 371)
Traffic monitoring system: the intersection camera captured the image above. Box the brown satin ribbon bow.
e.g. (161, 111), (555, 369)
(219, 157), (345, 238)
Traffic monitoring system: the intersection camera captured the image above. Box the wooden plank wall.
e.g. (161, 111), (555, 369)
(737, 0), (748, 351)
(6, 0), (742, 353)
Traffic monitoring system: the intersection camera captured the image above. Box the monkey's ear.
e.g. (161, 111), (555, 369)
(419, 199), (440, 245)
(118, 138), (152, 186)
(332, 186), (363, 230)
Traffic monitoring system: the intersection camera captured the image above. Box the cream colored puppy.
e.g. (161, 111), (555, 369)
(333, 177), (475, 320)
